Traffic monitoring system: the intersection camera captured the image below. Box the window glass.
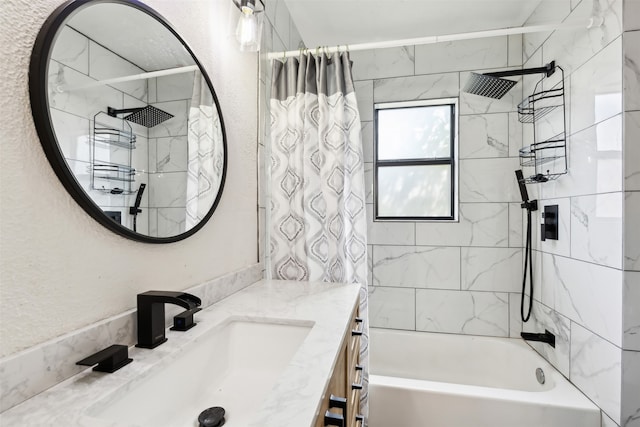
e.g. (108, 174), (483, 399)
(378, 165), (452, 217)
(374, 100), (457, 220)
(377, 105), (451, 160)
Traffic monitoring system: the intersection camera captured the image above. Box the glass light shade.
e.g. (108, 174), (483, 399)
(235, 9), (261, 52)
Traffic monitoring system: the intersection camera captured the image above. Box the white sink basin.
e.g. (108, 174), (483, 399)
(88, 318), (313, 427)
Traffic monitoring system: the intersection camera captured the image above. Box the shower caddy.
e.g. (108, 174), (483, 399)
(90, 111), (137, 195)
(517, 63), (567, 184)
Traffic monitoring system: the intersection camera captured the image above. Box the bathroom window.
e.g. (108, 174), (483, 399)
(374, 99), (458, 221)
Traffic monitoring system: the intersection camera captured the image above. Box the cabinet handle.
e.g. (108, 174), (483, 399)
(355, 317), (363, 323)
(355, 364), (363, 371)
(329, 395), (347, 411)
(324, 411), (344, 427)
(352, 381), (363, 390)
(351, 329), (363, 336)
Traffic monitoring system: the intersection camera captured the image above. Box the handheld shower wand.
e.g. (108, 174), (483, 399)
(129, 183), (146, 233)
(515, 170), (537, 322)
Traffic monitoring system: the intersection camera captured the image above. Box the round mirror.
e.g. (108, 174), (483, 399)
(30, 0), (227, 243)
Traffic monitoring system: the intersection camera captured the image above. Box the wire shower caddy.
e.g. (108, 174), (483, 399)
(517, 66), (567, 184)
(90, 111), (137, 195)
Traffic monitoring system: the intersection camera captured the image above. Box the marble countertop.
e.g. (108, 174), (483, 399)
(0, 280), (360, 427)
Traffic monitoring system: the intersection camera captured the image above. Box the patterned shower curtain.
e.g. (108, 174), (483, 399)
(186, 71), (224, 231)
(269, 52), (370, 422)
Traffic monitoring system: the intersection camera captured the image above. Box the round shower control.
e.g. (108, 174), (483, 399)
(536, 367), (546, 385)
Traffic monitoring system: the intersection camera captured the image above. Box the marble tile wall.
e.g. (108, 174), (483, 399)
(622, 2), (640, 425)
(147, 72), (193, 237)
(256, 3), (638, 425)
(350, 36), (524, 339)
(49, 25), (196, 238)
(49, 25), (151, 234)
(259, 0), (304, 273)
(520, 0), (639, 425)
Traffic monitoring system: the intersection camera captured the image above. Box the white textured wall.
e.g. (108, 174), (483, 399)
(0, 0), (258, 357)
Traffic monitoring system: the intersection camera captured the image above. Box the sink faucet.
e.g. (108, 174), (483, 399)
(136, 291), (202, 349)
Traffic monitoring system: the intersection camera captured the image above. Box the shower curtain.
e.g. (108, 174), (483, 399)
(186, 72), (224, 230)
(269, 52), (370, 422)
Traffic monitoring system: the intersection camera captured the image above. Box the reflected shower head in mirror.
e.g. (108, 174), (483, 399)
(108, 105), (173, 128)
(463, 73), (518, 99)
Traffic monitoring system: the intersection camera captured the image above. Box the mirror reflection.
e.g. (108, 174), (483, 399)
(45, 2), (225, 239)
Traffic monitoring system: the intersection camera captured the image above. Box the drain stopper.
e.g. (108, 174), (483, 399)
(198, 406), (225, 427)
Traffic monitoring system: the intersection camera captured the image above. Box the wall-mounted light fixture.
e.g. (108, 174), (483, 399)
(233, 0), (264, 52)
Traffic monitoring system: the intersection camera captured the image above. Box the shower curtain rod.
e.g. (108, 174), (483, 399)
(57, 65), (199, 93)
(266, 19), (602, 60)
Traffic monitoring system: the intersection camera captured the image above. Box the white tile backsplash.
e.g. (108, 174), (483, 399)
(623, 272), (640, 351)
(416, 203), (509, 247)
(459, 157), (521, 203)
(368, 286), (415, 330)
(570, 323), (622, 423)
(373, 246), (461, 290)
(50, 26), (89, 75)
(88, 41), (147, 101)
(416, 289), (509, 337)
(354, 81), (374, 122)
(624, 0), (640, 31)
(148, 172), (187, 208)
(625, 191), (640, 270)
(541, 253), (623, 346)
(366, 206), (416, 245)
(624, 30), (640, 111)
(361, 121), (374, 163)
(625, 111), (640, 191)
(351, 46), (415, 81)
(542, 0), (623, 76)
(508, 34), (523, 67)
(509, 202), (524, 248)
(571, 193), (623, 268)
(156, 71), (196, 103)
(373, 73), (459, 103)
(414, 37), (508, 75)
(621, 350), (640, 427)
(459, 113), (509, 159)
(150, 136), (188, 173)
(543, 115), (623, 199)
(570, 37), (623, 134)
(461, 247), (522, 293)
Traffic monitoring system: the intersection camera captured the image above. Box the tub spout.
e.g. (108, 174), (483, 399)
(521, 330), (555, 348)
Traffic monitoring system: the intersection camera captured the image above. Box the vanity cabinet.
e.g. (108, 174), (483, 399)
(315, 304), (362, 427)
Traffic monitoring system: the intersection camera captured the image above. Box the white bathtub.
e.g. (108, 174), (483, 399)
(369, 328), (600, 427)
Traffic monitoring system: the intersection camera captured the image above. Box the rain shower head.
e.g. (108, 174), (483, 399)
(463, 73), (518, 99)
(463, 62), (557, 100)
(107, 105), (174, 128)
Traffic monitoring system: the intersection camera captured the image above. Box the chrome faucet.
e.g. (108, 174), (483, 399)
(136, 291), (202, 349)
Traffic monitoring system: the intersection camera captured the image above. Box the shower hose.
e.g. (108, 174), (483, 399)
(521, 209), (534, 322)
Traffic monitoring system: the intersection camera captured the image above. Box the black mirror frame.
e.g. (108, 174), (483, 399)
(29, 0), (227, 244)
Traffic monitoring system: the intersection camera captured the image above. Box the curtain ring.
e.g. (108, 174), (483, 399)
(282, 50), (286, 62)
(315, 46), (320, 57)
